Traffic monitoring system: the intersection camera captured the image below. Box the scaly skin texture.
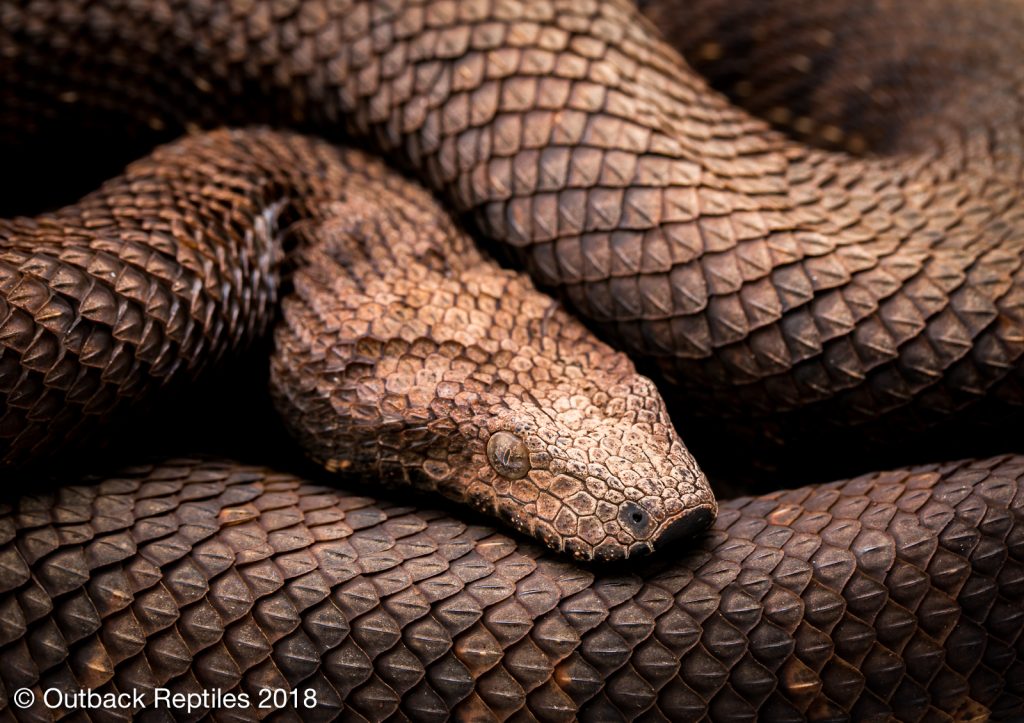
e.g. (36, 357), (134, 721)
(271, 161), (713, 562)
(0, 0), (1022, 720)
(1, 0), (1023, 431)
(0, 129), (714, 562)
(0, 456), (1022, 721)
(638, 0), (1023, 155)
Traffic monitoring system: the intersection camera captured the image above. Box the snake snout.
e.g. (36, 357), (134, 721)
(611, 503), (716, 561)
(653, 505), (716, 549)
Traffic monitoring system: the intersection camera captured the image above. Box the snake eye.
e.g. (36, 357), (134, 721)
(487, 431), (531, 480)
(619, 502), (654, 537)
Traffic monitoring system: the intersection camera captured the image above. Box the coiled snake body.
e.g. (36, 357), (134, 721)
(0, 0), (1023, 719)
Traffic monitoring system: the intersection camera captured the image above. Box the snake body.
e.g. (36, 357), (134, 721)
(1, 457), (1022, 721)
(4, 0), (1024, 430)
(0, 0), (1023, 719)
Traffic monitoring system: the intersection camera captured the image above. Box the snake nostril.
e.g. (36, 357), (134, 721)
(619, 501), (654, 537)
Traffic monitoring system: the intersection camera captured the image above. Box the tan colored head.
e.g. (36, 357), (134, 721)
(270, 195), (715, 563)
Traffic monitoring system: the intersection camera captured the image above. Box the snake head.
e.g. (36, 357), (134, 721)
(460, 371), (716, 562)
(272, 202), (715, 563)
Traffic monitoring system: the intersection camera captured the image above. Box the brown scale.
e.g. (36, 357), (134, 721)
(0, 129), (716, 562)
(0, 0), (1022, 433)
(0, 456), (1020, 720)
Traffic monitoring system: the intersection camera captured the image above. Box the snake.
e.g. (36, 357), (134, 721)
(0, 0), (1022, 719)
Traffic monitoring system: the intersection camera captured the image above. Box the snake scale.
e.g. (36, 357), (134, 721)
(0, 0), (1023, 719)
